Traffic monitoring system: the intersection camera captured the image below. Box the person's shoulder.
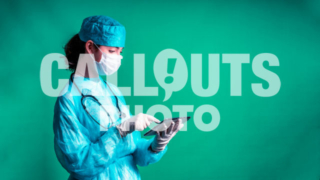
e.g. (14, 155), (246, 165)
(57, 81), (73, 100)
(105, 81), (117, 89)
(105, 81), (123, 96)
(54, 80), (78, 112)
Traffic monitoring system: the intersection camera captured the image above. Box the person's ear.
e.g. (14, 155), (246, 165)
(85, 40), (96, 54)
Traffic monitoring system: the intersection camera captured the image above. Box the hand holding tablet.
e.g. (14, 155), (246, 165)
(144, 117), (191, 136)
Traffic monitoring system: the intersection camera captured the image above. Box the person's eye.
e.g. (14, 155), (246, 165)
(109, 50), (115, 53)
(120, 51), (123, 54)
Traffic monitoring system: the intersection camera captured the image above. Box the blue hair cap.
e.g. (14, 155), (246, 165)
(79, 15), (126, 47)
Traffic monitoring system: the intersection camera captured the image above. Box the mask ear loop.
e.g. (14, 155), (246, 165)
(92, 42), (106, 56)
(92, 42), (110, 72)
(92, 42), (123, 59)
(88, 42), (100, 62)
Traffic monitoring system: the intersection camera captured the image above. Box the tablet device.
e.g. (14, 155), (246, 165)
(144, 116), (191, 136)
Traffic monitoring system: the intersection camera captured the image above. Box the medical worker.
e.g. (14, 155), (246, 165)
(53, 15), (182, 180)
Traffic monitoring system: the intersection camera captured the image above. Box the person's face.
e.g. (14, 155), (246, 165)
(85, 40), (123, 62)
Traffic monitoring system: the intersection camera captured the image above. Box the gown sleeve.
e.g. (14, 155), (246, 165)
(105, 82), (168, 167)
(53, 95), (122, 178)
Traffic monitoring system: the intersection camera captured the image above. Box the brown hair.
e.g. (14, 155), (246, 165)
(63, 34), (99, 72)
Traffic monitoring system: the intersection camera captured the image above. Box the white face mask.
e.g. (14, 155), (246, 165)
(92, 43), (123, 76)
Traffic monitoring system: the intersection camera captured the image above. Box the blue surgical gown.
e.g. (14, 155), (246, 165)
(53, 75), (167, 180)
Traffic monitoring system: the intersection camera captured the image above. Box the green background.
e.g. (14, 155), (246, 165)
(1, 0), (319, 179)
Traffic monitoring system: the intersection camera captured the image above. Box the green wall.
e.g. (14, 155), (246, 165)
(0, 0), (319, 179)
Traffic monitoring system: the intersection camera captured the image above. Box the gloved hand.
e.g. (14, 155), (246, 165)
(150, 119), (184, 153)
(117, 113), (160, 137)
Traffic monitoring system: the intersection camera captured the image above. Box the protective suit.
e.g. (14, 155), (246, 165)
(53, 75), (167, 180)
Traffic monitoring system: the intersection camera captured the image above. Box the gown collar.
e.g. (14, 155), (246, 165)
(72, 74), (105, 96)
